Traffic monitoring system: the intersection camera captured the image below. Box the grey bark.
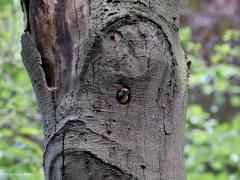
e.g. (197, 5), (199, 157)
(21, 0), (188, 179)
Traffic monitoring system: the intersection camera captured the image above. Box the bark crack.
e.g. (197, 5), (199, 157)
(158, 154), (164, 180)
(61, 131), (65, 179)
(74, 0), (81, 87)
(21, 0), (31, 32)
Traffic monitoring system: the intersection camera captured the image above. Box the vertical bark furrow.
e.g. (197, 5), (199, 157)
(54, 0), (74, 99)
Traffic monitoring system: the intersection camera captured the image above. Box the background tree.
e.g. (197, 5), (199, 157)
(180, 0), (240, 179)
(20, 0), (188, 179)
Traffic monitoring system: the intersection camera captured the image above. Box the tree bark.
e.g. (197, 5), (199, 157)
(21, 0), (188, 179)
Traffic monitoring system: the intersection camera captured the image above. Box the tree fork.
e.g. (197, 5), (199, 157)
(21, 0), (188, 179)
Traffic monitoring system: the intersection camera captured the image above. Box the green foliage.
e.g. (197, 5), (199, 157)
(180, 26), (240, 179)
(0, 1), (43, 180)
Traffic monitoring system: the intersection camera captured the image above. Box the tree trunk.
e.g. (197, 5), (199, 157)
(21, 0), (188, 179)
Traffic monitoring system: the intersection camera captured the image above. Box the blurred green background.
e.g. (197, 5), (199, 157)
(0, 0), (43, 180)
(0, 0), (240, 180)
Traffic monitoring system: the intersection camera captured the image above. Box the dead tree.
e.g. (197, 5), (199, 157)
(21, 0), (188, 179)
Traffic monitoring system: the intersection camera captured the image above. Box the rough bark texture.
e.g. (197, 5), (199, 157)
(21, 0), (188, 179)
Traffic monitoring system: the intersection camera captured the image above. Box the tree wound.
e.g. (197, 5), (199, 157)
(116, 84), (130, 105)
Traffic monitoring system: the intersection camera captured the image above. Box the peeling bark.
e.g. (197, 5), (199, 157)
(21, 0), (188, 179)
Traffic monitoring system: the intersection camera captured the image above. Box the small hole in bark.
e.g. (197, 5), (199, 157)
(110, 35), (115, 41)
(172, 17), (177, 21)
(80, 132), (85, 136)
(106, 0), (112, 3)
(85, 159), (90, 164)
(140, 165), (146, 169)
(116, 84), (130, 105)
(110, 32), (123, 43)
(187, 60), (192, 69)
(107, 130), (112, 135)
(68, 135), (74, 139)
(108, 12), (118, 16)
(161, 105), (166, 109)
(141, 33), (147, 39)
